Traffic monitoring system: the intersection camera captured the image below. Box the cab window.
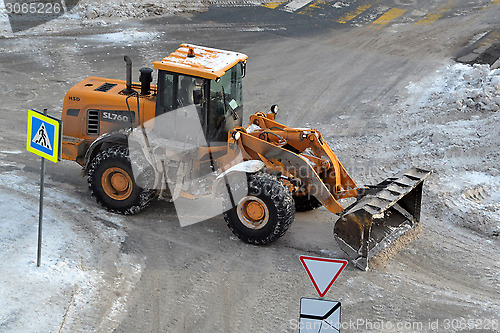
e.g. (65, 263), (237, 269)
(157, 71), (205, 115)
(157, 71), (174, 113)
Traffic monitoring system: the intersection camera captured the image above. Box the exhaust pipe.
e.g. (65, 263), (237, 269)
(139, 67), (153, 95)
(123, 56), (134, 94)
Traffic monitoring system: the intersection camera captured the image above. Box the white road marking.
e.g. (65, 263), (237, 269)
(283, 0), (313, 12)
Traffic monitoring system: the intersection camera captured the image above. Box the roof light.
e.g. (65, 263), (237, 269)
(187, 47), (195, 58)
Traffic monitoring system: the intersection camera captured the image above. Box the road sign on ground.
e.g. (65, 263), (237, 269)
(27, 109), (62, 163)
(299, 256), (348, 298)
(300, 297), (341, 332)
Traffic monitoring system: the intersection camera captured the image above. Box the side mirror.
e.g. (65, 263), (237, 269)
(241, 61), (247, 78)
(193, 88), (203, 105)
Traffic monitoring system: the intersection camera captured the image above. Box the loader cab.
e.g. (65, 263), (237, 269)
(153, 44), (248, 145)
(206, 63), (244, 143)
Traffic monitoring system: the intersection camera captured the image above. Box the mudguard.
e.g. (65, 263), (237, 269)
(82, 131), (129, 174)
(212, 160), (266, 197)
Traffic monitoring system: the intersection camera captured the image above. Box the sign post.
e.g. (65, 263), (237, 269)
(299, 256), (348, 332)
(26, 109), (62, 267)
(37, 146), (45, 267)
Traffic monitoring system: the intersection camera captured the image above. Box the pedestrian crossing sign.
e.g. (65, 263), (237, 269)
(27, 109), (62, 163)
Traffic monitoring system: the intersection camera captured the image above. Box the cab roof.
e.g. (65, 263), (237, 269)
(153, 43), (248, 80)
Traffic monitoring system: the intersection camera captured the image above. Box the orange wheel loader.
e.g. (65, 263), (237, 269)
(60, 44), (430, 270)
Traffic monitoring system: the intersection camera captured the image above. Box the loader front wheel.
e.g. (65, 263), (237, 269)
(223, 172), (295, 245)
(88, 146), (156, 215)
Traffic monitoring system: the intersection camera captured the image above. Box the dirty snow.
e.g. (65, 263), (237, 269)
(78, 0), (206, 21)
(0, 172), (143, 332)
(79, 29), (159, 44)
(389, 63), (500, 236)
(332, 1), (350, 9)
(0, 0), (208, 37)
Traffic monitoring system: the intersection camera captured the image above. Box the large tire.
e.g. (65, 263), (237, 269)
(293, 195), (322, 212)
(87, 146), (156, 215)
(223, 171), (295, 245)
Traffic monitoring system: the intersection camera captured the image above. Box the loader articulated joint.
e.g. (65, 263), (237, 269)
(280, 175), (302, 187)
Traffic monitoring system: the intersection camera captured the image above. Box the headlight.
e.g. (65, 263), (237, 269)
(232, 131), (241, 141)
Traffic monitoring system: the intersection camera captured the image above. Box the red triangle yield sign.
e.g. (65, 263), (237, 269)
(299, 256), (348, 298)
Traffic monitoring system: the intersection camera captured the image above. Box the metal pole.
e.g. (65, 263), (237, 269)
(36, 108), (47, 267)
(37, 156), (45, 267)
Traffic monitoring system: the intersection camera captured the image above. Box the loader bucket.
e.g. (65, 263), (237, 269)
(334, 168), (431, 270)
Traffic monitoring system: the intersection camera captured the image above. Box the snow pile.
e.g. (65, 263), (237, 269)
(1, 0), (211, 36)
(77, 0), (206, 21)
(407, 63), (500, 113)
(389, 64), (500, 236)
(0, 171), (143, 332)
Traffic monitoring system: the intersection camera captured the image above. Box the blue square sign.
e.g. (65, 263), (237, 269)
(26, 109), (62, 163)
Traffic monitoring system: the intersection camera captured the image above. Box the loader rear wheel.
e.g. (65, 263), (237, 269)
(293, 195), (322, 212)
(223, 171), (295, 245)
(88, 146), (156, 215)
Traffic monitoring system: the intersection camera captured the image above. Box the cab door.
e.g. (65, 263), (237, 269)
(154, 70), (207, 147)
(206, 64), (244, 145)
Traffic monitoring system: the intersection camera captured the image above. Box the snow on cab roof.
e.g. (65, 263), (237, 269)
(153, 43), (248, 80)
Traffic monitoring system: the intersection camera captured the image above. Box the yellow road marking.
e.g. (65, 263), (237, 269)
(337, 3), (373, 23)
(415, 0), (454, 25)
(262, 0), (287, 9)
(298, 0), (328, 17)
(482, 0), (500, 11)
(371, 8), (407, 28)
(416, 12), (444, 24)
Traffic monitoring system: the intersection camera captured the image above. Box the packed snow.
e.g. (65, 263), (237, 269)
(0, 171), (143, 332)
(79, 29), (159, 44)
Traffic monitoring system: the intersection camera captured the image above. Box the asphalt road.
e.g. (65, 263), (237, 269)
(1, 0), (499, 332)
